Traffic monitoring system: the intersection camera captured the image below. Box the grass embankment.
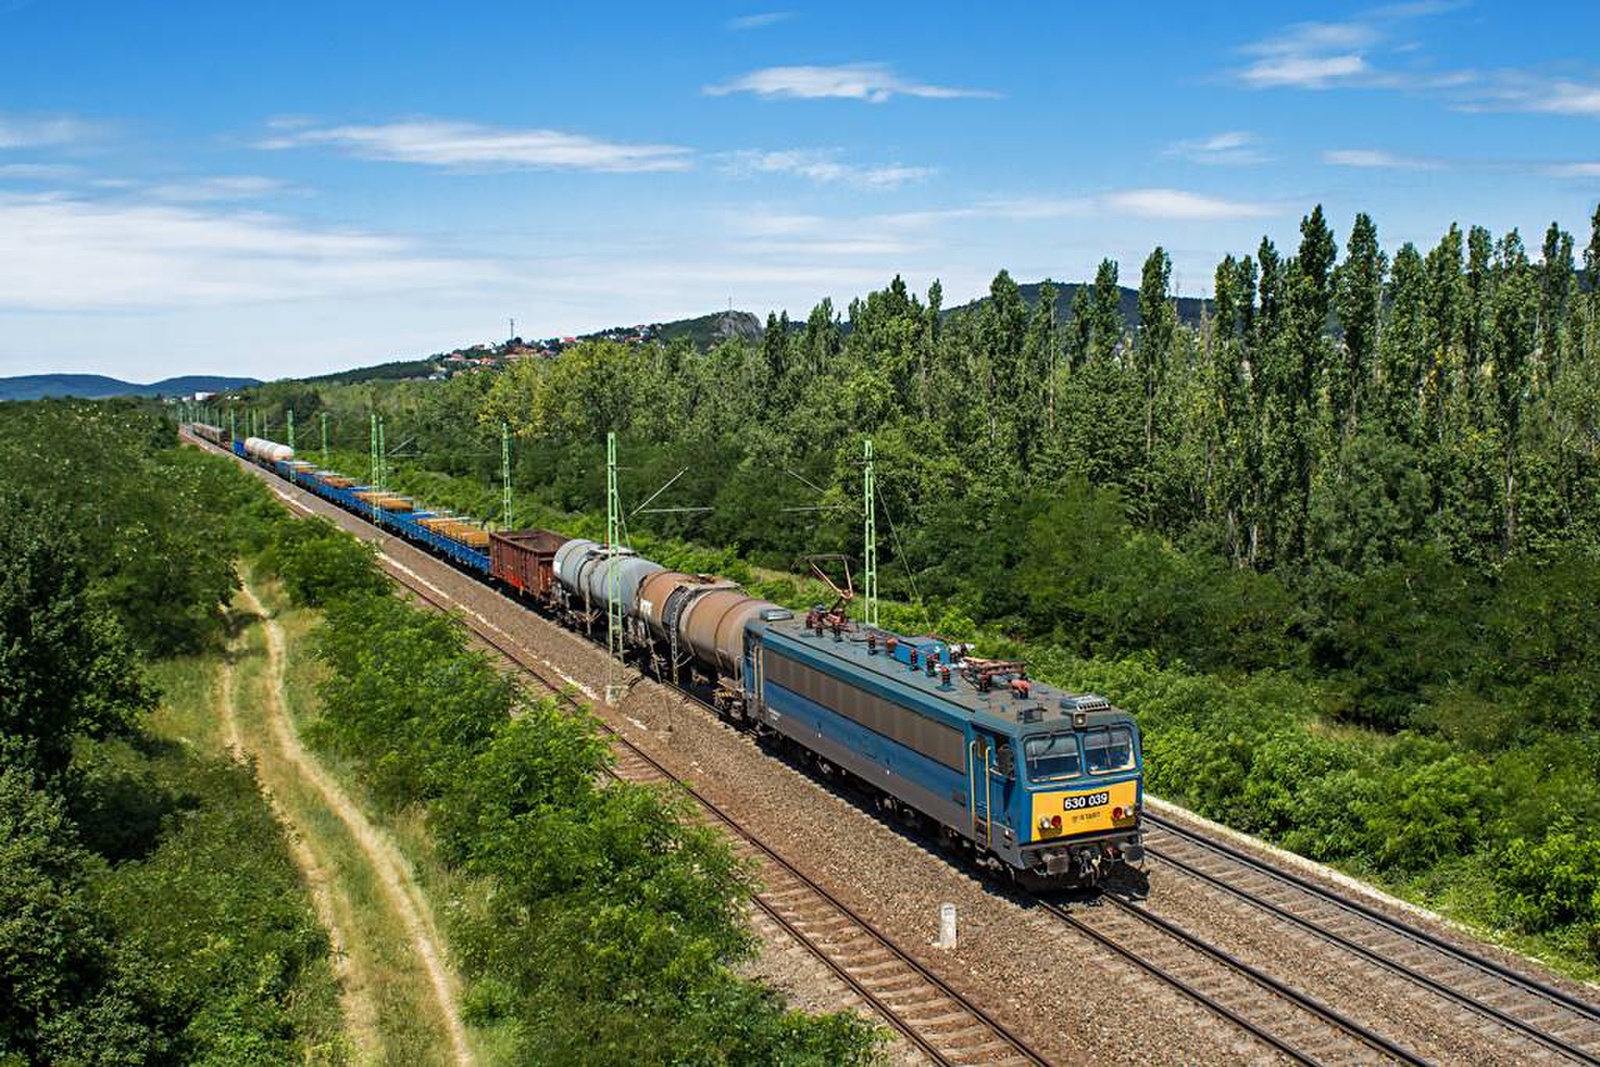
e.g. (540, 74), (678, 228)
(326, 449), (1600, 986)
(227, 570), (483, 1065)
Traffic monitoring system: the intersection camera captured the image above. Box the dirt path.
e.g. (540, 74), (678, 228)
(237, 581), (475, 1067)
(218, 624), (382, 1059)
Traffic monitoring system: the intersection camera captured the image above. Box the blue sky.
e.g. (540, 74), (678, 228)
(1, 0), (1597, 381)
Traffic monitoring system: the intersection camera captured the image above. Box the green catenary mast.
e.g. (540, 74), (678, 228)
(605, 431), (623, 704)
(287, 409), (295, 453)
(502, 421), (512, 529)
(863, 437), (878, 628)
(321, 412), (328, 467)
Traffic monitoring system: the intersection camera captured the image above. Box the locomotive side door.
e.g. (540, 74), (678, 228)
(969, 733), (994, 849)
(748, 638), (765, 713)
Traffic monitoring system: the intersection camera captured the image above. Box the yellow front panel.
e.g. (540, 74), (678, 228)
(1029, 779), (1139, 840)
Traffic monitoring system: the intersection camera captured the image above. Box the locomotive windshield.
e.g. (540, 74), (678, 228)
(1024, 733), (1082, 781)
(1085, 725), (1136, 774)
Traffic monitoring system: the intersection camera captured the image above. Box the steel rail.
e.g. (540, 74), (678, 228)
(1143, 830), (1600, 1065)
(1145, 812), (1600, 1032)
(1044, 896), (1429, 1066)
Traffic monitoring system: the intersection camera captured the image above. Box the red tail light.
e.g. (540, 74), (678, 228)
(1050, 815), (1062, 831)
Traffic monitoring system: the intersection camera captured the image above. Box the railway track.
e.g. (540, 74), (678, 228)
(1041, 894), (1426, 1065)
(1142, 812), (1600, 1065)
(379, 553), (1050, 1067)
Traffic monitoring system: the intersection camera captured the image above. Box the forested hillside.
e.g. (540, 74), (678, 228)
(234, 203), (1600, 974)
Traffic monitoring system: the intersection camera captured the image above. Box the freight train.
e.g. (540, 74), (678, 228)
(199, 428), (1145, 887)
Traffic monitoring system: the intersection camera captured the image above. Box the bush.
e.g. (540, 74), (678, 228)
(263, 518), (388, 608)
(1495, 819), (1600, 932)
(92, 754), (337, 1064)
(0, 766), (167, 1063)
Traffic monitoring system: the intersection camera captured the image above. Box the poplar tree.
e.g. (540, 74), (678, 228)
(1135, 247), (1175, 478)
(1464, 225), (1495, 400)
(1334, 213), (1385, 438)
(1423, 225), (1464, 443)
(1377, 244), (1429, 445)
(1022, 279), (1060, 442)
(1539, 222), (1575, 388)
(1491, 231), (1536, 555)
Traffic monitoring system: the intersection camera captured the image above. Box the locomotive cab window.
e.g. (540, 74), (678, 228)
(1084, 725), (1136, 774)
(1024, 733), (1082, 781)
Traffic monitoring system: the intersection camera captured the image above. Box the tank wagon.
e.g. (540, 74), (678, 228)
(206, 425), (1143, 886)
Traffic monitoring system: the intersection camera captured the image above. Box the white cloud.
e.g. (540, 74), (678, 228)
(1101, 189), (1277, 220)
(147, 175), (298, 201)
(1244, 21), (1381, 57)
(721, 149), (933, 189)
(1472, 77), (1600, 118)
(1544, 161), (1600, 178)
(1324, 148), (1441, 169)
(1231, 7), (1473, 92)
(727, 11), (792, 30)
(0, 191), (490, 312)
(0, 114), (100, 149)
(0, 162), (83, 180)
(258, 120), (692, 172)
(704, 63), (999, 103)
(1242, 53), (1367, 89)
(1166, 131), (1270, 165)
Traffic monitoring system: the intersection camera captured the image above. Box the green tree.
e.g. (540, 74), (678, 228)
(0, 501), (155, 777)
(1134, 247), (1175, 517)
(1333, 213), (1385, 438)
(1491, 230), (1536, 555)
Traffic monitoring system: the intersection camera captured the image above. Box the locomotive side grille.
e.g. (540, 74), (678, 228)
(766, 651), (965, 771)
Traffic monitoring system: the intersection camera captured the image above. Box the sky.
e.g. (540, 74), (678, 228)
(1, 1), (1598, 381)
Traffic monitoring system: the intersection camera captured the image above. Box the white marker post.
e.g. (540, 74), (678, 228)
(935, 903), (957, 949)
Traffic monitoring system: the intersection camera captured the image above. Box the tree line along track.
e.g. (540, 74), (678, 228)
(1139, 812), (1600, 1065)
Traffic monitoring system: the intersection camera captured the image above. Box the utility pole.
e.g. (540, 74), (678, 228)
(509, 317), (515, 341)
(605, 431), (624, 704)
(321, 412), (328, 467)
(863, 437), (878, 628)
(501, 422), (512, 529)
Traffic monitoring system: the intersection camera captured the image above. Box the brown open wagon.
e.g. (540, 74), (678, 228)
(488, 528), (570, 599)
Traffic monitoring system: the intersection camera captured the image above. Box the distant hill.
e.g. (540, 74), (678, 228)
(0, 373), (261, 402)
(949, 281), (1211, 329)
(646, 310), (764, 348)
(304, 358), (439, 385)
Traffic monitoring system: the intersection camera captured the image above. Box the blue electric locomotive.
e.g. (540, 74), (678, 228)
(745, 616), (1143, 886)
